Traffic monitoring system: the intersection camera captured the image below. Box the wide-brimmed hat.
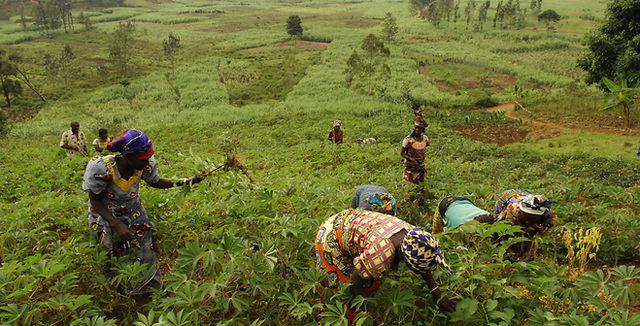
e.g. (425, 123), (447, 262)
(401, 228), (451, 274)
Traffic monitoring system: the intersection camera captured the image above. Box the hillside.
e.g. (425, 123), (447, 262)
(1, 0), (639, 325)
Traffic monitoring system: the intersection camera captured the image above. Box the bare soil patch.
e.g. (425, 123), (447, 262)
(449, 124), (529, 146)
(196, 23), (248, 33)
(490, 74), (518, 88)
(418, 66), (454, 91)
(276, 40), (329, 50)
(2, 107), (38, 122)
(485, 102), (638, 137)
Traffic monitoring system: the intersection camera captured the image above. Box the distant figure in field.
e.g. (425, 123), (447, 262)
(351, 185), (397, 216)
(401, 111), (429, 184)
(60, 121), (88, 158)
(431, 196), (494, 234)
(328, 120), (343, 145)
(314, 209), (456, 324)
(83, 129), (203, 293)
(92, 128), (112, 153)
(493, 189), (556, 261)
(355, 137), (377, 144)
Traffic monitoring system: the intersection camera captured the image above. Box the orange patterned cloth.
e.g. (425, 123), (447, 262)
(315, 209), (413, 282)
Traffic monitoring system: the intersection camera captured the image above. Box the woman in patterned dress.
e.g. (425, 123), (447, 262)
(401, 111), (429, 184)
(82, 129), (202, 292)
(314, 209), (456, 324)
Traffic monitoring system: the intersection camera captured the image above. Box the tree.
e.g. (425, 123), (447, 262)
(493, 1), (502, 27)
(464, 0), (476, 29)
(344, 34), (390, 92)
(58, 44), (76, 87)
(578, 0), (640, 86)
(601, 77), (640, 128)
(410, 0), (431, 17)
(19, 0), (27, 30)
(537, 9), (560, 31)
(33, 0), (61, 33)
(475, 4), (488, 31)
(286, 15), (303, 38)
(109, 21), (136, 78)
(162, 33), (181, 75)
(7, 53), (46, 103)
(454, 0), (461, 22)
(43, 44), (77, 88)
(0, 50), (23, 108)
(381, 12), (398, 41)
(77, 12), (94, 30)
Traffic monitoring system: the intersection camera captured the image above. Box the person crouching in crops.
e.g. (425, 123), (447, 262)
(351, 185), (397, 216)
(82, 129), (203, 293)
(431, 196), (495, 234)
(493, 189), (557, 261)
(314, 209), (456, 325)
(401, 111), (429, 184)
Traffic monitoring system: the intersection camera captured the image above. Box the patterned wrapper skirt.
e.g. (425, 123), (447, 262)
(403, 167), (425, 184)
(314, 210), (381, 323)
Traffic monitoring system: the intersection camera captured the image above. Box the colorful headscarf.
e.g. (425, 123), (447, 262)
(413, 110), (428, 128)
(107, 129), (154, 159)
(409, 111), (428, 137)
(333, 120), (342, 128)
(401, 228), (451, 274)
(365, 193), (396, 214)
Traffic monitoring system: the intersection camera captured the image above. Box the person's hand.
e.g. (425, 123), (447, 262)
(114, 221), (134, 242)
(437, 295), (458, 312)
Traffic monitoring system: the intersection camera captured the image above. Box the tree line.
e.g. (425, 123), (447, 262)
(410, 0), (549, 31)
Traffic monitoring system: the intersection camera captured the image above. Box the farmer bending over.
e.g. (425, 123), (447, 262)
(432, 196), (494, 234)
(493, 189), (556, 261)
(315, 209), (456, 325)
(351, 185), (397, 216)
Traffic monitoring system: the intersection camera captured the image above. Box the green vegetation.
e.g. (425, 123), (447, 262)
(578, 0), (640, 86)
(1, 0), (639, 325)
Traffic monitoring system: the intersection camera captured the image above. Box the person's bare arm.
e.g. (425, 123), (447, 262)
(89, 191), (134, 242)
(400, 146), (416, 163)
(421, 271), (457, 312)
(350, 270), (383, 325)
(148, 176), (204, 189)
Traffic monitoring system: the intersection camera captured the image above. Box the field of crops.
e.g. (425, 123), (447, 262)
(1, 0), (639, 325)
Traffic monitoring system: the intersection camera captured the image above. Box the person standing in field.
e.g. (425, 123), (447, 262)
(351, 185), (397, 216)
(82, 129), (203, 292)
(92, 128), (112, 153)
(401, 111), (429, 184)
(328, 120), (344, 145)
(315, 209), (456, 325)
(60, 121), (88, 158)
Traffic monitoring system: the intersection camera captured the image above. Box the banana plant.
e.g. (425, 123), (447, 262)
(601, 77), (640, 129)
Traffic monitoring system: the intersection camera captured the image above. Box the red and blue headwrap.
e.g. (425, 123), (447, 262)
(106, 129), (154, 159)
